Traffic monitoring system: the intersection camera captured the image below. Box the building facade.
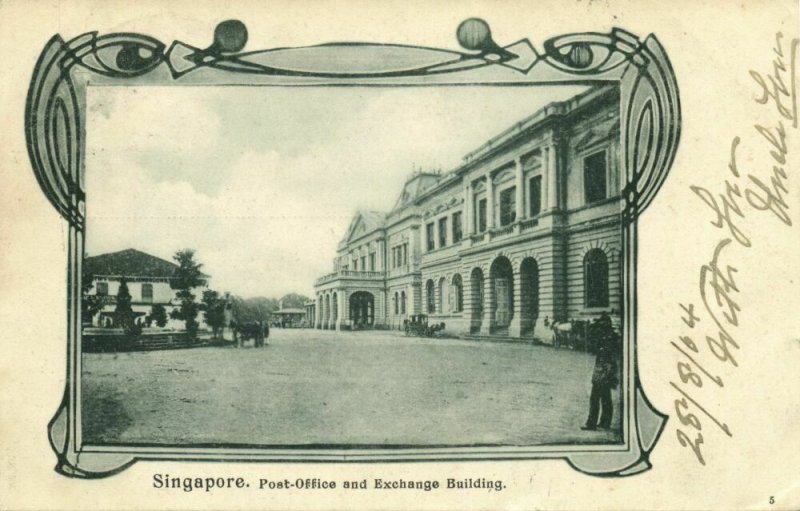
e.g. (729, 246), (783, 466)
(313, 85), (622, 342)
(84, 248), (210, 330)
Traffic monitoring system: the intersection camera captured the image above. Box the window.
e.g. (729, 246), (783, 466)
(438, 217), (448, 247)
(400, 291), (406, 314)
(369, 253), (375, 271)
(452, 212), (463, 243)
(584, 249), (609, 307)
(584, 150), (608, 204)
(141, 283), (153, 302)
(353, 259), (358, 271)
(393, 292), (399, 314)
(426, 280), (435, 313)
(529, 175), (542, 216)
(392, 245), (407, 268)
(499, 187), (516, 226)
(360, 256), (366, 271)
(95, 282), (108, 296)
(477, 198), (487, 232)
(426, 223), (435, 251)
(452, 274), (463, 312)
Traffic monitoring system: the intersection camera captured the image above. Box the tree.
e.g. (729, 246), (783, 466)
(229, 296), (277, 324)
(169, 249), (207, 338)
(114, 277), (140, 336)
(201, 289), (226, 339)
(149, 304), (168, 328)
(81, 267), (105, 325)
(279, 293), (311, 309)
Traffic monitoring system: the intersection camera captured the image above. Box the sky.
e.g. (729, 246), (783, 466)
(86, 84), (589, 298)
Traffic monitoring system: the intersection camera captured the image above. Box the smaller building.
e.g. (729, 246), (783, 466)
(273, 307), (306, 328)
(84, 248), (210, 330)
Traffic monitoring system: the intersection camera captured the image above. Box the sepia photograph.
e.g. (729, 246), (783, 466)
(81, 83), (625, 447)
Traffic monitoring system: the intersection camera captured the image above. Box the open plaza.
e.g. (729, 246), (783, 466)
(82, 328), (622, 446)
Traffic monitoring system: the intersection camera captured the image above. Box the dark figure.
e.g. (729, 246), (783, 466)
(582, 313), (619, 430)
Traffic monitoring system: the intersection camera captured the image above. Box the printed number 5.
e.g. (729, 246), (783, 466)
(769, 496), (775, 504)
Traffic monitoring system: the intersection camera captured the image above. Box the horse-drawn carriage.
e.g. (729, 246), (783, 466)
(404, 314), (446, 338)
(232, 320), (269, 348)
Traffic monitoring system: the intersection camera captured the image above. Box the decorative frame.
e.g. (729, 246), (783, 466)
(25, 18), (680, 478)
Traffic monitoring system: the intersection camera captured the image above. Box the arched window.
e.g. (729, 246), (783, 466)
(426, 280), (435, 313)
(452, 274), (463, 313)
(393, 292), (399, 315)
(584, 249), (609, 307)
(400, 291), (406, 315)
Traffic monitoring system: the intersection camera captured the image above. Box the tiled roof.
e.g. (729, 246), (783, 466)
(85, 248), (183, 279)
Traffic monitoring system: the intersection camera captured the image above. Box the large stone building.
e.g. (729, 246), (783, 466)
(313, 85), (622, 342)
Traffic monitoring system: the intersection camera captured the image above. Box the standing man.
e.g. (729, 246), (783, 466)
(581, 313), (619, 430)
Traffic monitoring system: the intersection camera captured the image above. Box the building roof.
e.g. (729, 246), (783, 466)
(355, 210), (386, 233)
(339, 210), (386, 247)
(392, 171), (441, 211)
(85, 248), (182, 279)
(274, 308), (305, 315)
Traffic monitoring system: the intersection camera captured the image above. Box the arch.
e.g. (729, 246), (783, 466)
(332, 292), (338, 325)
(425, 279), (435, 313)
(520, 257), (540, 336)
(469, 267), (484, 333)
(584, 248), (609, 307)
(349, 291), (375, 327)
(490, 256), (514, 331)
(452, 273), (464, 313)
(578, 240), (616, 263)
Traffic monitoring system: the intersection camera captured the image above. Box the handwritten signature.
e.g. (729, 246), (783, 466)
(673, 32), (796, 466)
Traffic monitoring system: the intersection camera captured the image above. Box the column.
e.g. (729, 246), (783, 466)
(548, 142), (558, 210)
(480, 272), (495, 335)
(464, 181), (473, 236)
(514, 157), (525, 223)
(315, 294), (322, 328)
(447, 210), (455, 245)
(335, 291), (345, 330)
(508, 269), (522, 337)
(486, 175), (495, 230)
(412, 281), (422, 315)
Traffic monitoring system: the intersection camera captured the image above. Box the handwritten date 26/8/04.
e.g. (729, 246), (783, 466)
(674, 32), (796, 466)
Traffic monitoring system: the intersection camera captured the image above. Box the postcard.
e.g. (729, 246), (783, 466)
(0, 1), (798, 509)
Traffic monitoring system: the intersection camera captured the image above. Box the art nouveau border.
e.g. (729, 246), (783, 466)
(26, 18), (680, 478)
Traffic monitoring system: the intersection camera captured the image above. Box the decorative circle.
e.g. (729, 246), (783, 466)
(115, 42), (161, 72)
(213, 19), (248, 53)
(456, 18), (492, 51)
(567, 43), (593, 68)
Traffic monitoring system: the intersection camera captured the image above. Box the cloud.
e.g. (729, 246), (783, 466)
(85, 84), (590, 298)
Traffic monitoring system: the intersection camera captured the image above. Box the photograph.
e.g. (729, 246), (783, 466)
(81, 83), (625, 447)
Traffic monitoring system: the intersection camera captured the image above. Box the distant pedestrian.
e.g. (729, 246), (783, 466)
(581, 314), (619, 431)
